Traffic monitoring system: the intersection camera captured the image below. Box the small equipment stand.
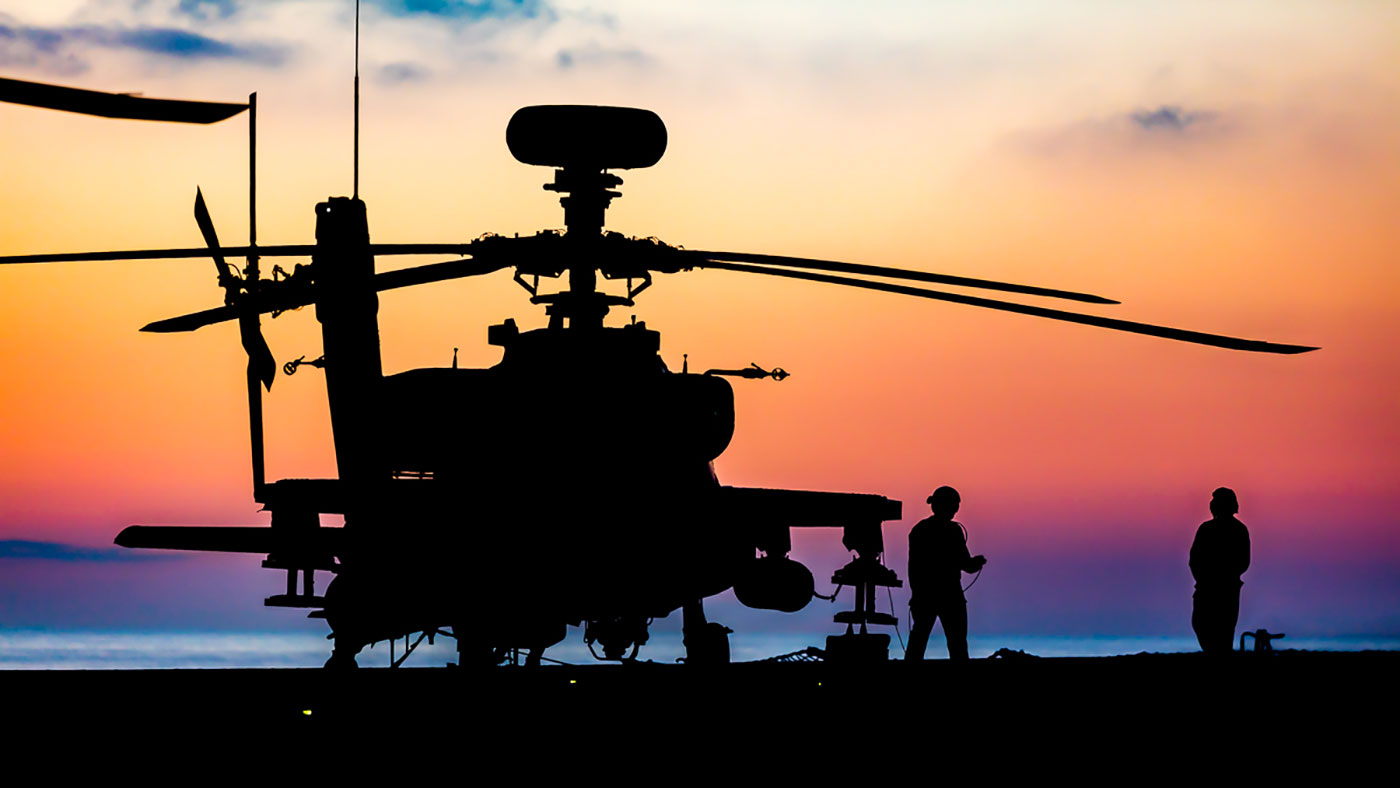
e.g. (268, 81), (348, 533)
(1240, 628), (1286, 653)
(825, 522), (903, 664)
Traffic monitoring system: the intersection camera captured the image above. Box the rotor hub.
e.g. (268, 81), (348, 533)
(506, 105), (668, 330)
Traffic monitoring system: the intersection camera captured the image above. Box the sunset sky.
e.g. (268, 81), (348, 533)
(1, 1), (1397, 647)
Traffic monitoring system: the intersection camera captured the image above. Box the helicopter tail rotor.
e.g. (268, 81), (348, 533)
(140, 255), (508, 334)
(193, 188), (277, 389)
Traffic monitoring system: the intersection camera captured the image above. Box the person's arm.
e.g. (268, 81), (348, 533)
(1189, 525), (1204, 581)
(1238, 525), (1250, 576)
(907, 523), (925, 590)
(957, 523), (985, 573)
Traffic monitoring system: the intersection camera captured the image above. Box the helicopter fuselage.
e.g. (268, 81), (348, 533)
(238, 194), (898, 664)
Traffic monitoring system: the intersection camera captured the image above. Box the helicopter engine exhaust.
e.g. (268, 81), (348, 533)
(733, 555), (815, 613)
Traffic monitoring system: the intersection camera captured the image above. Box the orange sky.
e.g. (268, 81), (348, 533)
(1, 1), (1397, 635)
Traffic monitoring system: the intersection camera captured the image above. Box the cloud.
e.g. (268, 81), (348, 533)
(377, 60), (429, 84)
(0, 21), (286, 74)
(175, 0), (238, 21)
(0, 21), (88, 75)
(102, 26), (278, 61)
(563, 8), (618, 31)
(164, 0), (554, 24)
(555, 42), (649, 71)
(371, 0), (548, 19)
(1, 1), (568, 80)
(1012, 103), (1231, 160)
(1130, 105), (1217, 132)
(0, 540), (181, 563)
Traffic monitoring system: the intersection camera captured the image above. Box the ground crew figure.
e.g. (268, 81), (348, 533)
(1190, 487), (1251, 654)
(905, 486), (986, 661)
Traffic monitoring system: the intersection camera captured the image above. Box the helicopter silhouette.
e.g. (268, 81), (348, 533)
(0, 74), (1316, 669)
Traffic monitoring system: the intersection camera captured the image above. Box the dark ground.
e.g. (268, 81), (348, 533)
(7, 650), (1395, 733)
(4, 650), (1393, 774)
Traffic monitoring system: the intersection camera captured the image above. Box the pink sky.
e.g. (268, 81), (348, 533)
(0, 1), (1396, 638)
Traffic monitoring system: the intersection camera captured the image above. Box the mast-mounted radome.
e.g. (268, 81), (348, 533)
(506, 106), (667, 330)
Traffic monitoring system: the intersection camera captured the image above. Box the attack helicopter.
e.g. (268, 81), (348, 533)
(0, 73), (1316, 669)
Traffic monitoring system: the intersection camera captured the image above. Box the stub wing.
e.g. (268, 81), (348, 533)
(715, 486), (901, 527)
(115, 524), (339, 567)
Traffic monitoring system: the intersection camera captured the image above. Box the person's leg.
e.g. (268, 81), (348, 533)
(1221, 589), (1241, 653)
(906, 599), (932, 661)
(1192, 592), (1210, 652)
(943, 598), (969, 660)
(1195, 592), (1235, 654)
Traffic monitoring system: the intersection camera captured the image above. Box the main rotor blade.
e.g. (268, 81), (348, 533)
(690, 250), (1118, 305)
(371, 256), (512, 291)
(142, 257), (507, 333)
(0, 243), (473, 265)
(0, 76), (248, 124)
(702, 260), (1318, 354)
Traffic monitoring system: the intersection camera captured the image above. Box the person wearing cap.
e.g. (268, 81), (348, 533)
(1190, 487), (1251, 654)
(905, 485), (987, 661)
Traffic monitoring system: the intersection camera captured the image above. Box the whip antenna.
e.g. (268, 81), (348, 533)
(353, 0), (360, 198)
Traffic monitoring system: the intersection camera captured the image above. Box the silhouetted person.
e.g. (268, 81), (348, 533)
(905, 486), (986, 661)
(1190, 487), (1250, 654)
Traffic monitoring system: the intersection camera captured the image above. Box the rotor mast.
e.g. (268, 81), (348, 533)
(548, 166), (623, 329)
(506, 105), (667, 331)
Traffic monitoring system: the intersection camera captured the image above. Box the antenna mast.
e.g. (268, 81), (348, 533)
(353, 0), (360, 198)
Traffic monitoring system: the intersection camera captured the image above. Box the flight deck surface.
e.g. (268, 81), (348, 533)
(8, 650), (1393, 755)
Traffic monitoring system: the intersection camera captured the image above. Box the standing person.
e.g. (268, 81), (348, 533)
(905, 486), (987, 661)
(1190, 487), (1251, 654)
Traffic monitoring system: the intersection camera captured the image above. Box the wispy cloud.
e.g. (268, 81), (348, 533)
(0, 21), (88, 75)
(0, 20), (286, 75)
(555, 42), (649, 71)
(371, 0), (549, 20)
(1012, 103), (1230, 160)
(99, 26), (279, 61)
(1130, 105), (1216, 132)
(0, 540), (181, 563)
(376, 60), (429, 84)
(155, 0), (548, 22)
(175, 0), (238, 21)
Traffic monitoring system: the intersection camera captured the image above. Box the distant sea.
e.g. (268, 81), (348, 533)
(2, 630), (1396, 669)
